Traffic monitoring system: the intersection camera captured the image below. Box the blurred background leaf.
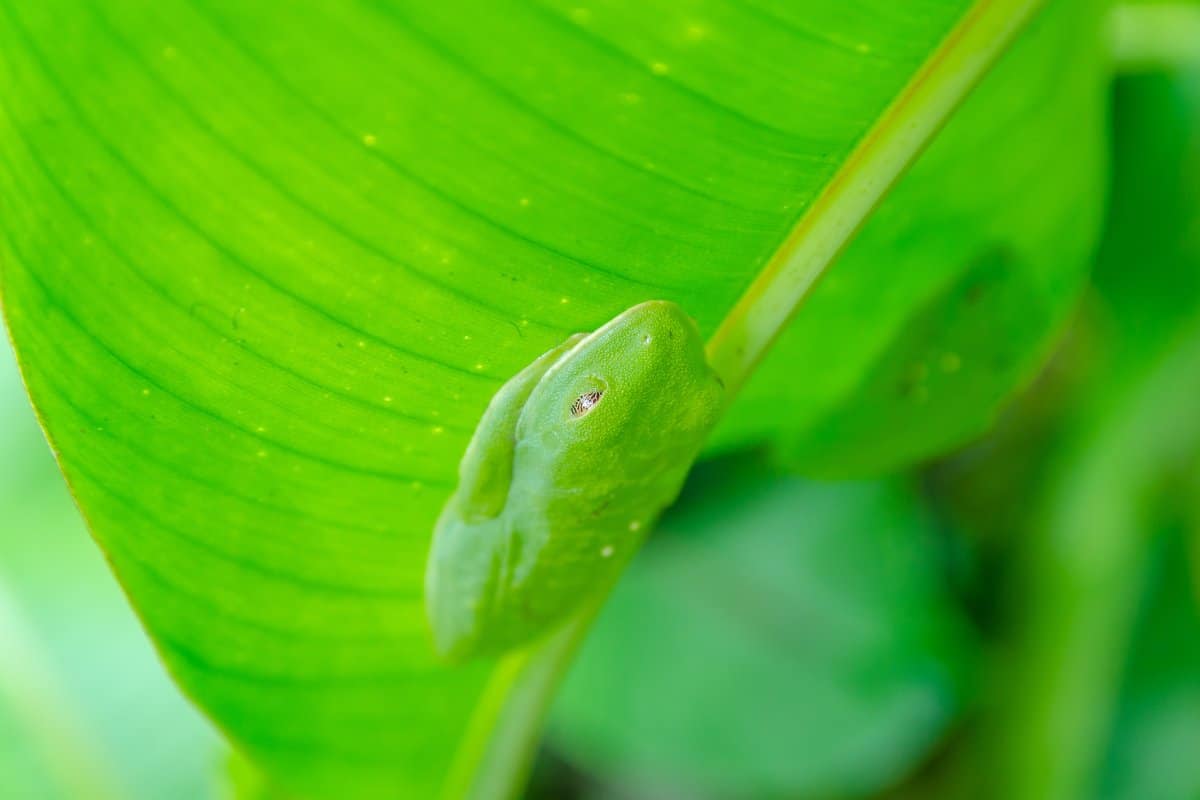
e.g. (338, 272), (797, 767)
(1097, 526), (1200, 800)
(548, 457), (972, 799)
(921, 57), (1200, 800)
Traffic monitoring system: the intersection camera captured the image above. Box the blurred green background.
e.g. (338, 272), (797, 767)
(3, 30), (1200, 800)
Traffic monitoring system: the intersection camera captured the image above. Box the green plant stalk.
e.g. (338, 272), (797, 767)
(445, 0), (1048, 796)
(995, 317), (1200, 799)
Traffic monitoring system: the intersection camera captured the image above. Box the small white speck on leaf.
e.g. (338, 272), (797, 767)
(601, 545), (614, 558)
(628, 520), (642, 532)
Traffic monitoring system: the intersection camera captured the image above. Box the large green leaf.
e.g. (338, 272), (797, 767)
(549, 461), (972, 798)
(0, 0), (1102, 796)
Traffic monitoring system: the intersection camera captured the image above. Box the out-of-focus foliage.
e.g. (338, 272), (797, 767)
(919, 65), (1200, 800)
(1098, 530), (1200, 800)
(550, 458), (970, 798)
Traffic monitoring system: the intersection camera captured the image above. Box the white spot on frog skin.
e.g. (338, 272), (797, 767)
(141, 388), (151, 396)
(601, 545), (614, 558)
(856, 42), (872, 54)
(356, 340), (366, 348)
(383, 396), (393, 403)
(642, 334), (653, 345)
(519, 197), (531, 207)
(560, 297), (570, 304)
(362, 133), (378, 147)
(255, 425), (267, 433)
(432, 426), (445, 435)
(474, 363), (486, 371)
(628, 520), (642, 532)
(650, 61), (670, 75)
(256, 449), (268, 458)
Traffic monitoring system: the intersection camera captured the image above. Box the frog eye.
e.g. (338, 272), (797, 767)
(570, 390), (603, 418)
